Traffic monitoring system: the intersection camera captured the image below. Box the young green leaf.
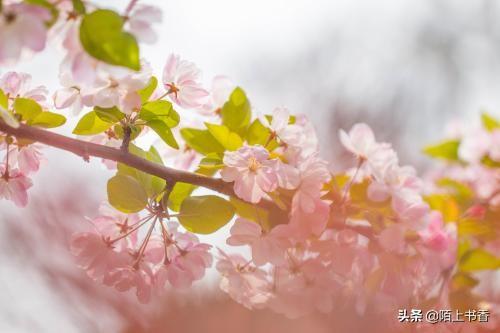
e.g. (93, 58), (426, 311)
(94, 106), (125, 123)
(230, 197), (270, 227)
(30, 112), (67, 128)
(107, 174), (149, 213)
(423, 139), (460, 161)
(13, 98), (42, 121)
(113, 124), (142, 140)
(71, 0), (86, 14)
(179, 195), (235, 234)
(80, 9), (140, 70)
(168, 168), (216, 212)
(140, 100), (180, 127)
(180, 128), (225, 155)
(116, 144), (165, 198)
(205, 123), (243, 151)
(221, 87), (251, 136)
(199, 155), (224, 170)
(138, 76), (158, 103)
(147, 120), (179, 149)
(481, 112), (500, 132)
(246, 119), (271, 145)
(460, 249), (500, 272)
(0, 89), (8, 109)
(73, 111), (113, 135)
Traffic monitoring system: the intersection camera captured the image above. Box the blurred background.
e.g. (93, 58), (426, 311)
(2, 0), (500, 331)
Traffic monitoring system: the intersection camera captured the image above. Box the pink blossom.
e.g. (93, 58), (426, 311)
(91, 203), (141, 248)
(53, 87), (83, 114)
(266, 107), (304, 147)
(391, 189), (429, 222)
(216, 250), (271, 309)
(419, 211), (454, 252)
(103, 258), (154, 304)
(227, 218), (290, 266)
(340, 123), (399, 180)
(0, 71), (48, 103)
(290, 198), (330, 238)
(418, 214), (457, 270)
(291, 155), (331, 213)
(273, 159), (300, 190)
(0, 165), (32, 207)
(458, 129), (491, 163)
(70, 231), (128, 281)
(90, 62), (151, 113)
(155, 223), (212, 289)
(126, 5), (162, 44)
(339, 123), (378, 161)
(0, 4), (50, 64)
(269, 258), (338, 318)
(489, 130), (500, 162)
(162, 54), (209, 109)
(378, 224), (406, 253)
(368, 164), (429, 223)
(221, 145), (279, 203)
(9, 143), (44, 175)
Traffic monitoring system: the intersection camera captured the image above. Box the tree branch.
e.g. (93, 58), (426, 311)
(0, 122), (237, 199)
(0, 121), (375, 237)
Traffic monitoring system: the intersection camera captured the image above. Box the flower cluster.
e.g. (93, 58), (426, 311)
(0, 1), (498, 330)
(213, 121), (457, 321)
(71, 203), (212, 303)
(0, 72), (49, 206)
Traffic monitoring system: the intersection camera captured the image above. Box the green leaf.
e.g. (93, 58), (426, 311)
(205, 123), (243, 151)
(460, 249), (500, 272)
(481, 112), (500, 132)
(180, 128), (224, 155)
(117, 144), (165, 198)
(168, 183), (196, 212)
(147, 120), (179, 149)
(94, 106), (125, 123)
(73, 111), (113, 135)
(0, 89), (8, 109)
(424, 194), (459, 222)
(246, 119), (271, 145)
(13, 98), (42, 121)
(148, 145), (163, 164)
(71, 0), (86, 14)
(179, 195), (235, 234)
(140, 100), (179, 127)
(221, 87), (251, 136)
(451, 273), (479, 290)
(113, 123), (142, 140)
(107, 174), (148, 213)
(168, 168), (216, 212)
(80, 9), (140, 70)
(30, 112), (66, 128)
(199, 154), (224, 170)
(436, 178), (473, 202)
(482, 155), (500, 168)
(138, 76), (158, 103)
(423, 139), (460, 161)
(230, 197), (270, 227)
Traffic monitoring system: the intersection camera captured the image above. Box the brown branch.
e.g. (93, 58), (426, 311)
(0, 122), (375, 237)
(0, 122), (237, 199)
(120, 125), (132, 152)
